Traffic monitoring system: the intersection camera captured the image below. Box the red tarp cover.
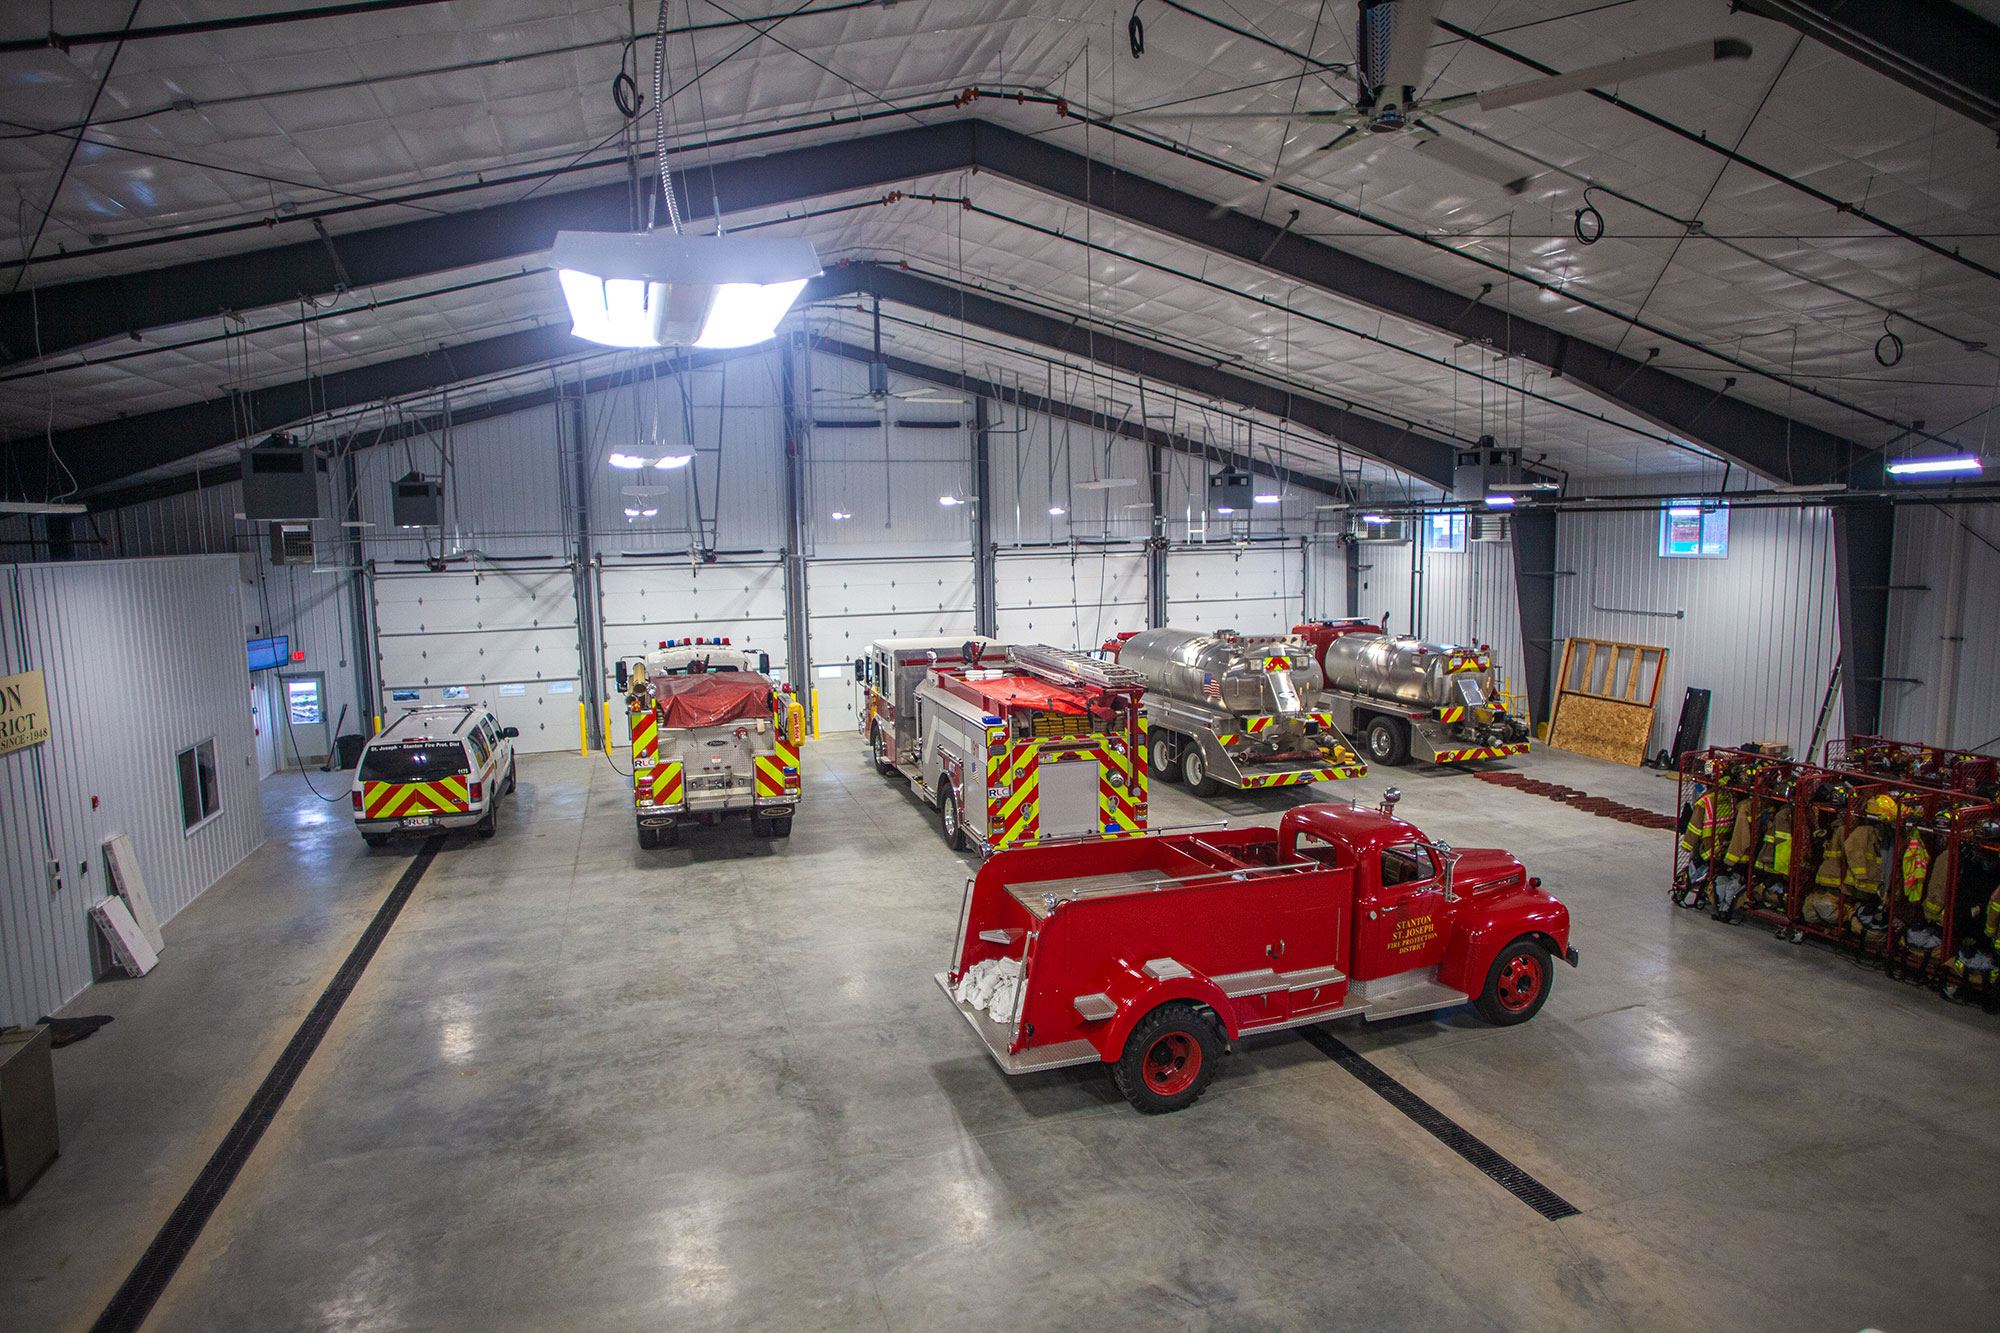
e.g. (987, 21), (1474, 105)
(650, 673), (774, 727)
(949, 673), (1095, 715)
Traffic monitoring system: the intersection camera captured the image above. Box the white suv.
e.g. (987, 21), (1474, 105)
(351, 704), (517, 845)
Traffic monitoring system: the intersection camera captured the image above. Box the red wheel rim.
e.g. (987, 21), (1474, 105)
(1496, 953), (1544, 1012)
(1142, 1032), (1201, 1095)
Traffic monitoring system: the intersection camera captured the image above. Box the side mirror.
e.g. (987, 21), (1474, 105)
(501, 726), (519, 739)
(853, 657), (866, 681)
(615, 660), (629, 690)
(759, 651), (771, 674)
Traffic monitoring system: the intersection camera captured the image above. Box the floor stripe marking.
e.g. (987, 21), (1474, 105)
(1298, 1026), (1582, 1222)
(90, 836), (446, 1333)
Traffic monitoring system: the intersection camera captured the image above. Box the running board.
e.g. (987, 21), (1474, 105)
(1358, 980), (1468, 1021)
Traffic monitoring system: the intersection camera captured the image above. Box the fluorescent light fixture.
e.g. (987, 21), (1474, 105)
(551, 231), (821, 349)
(1487, 480), (1561, 493)
(939, 495), (964, 507)
(1123, 502), (1153, 509)
(829, 511), (852, 520)
(654, 454), (693, 469)
(1215, 505), (1237, 515)
(623, 507), (641, 517)
(1886, 453), (1983, 477)
(642, 508), (658, 517)
(1048, 506), (1066, 516)
(608, 452), (647, 469)
(1773, 482), (1847, 494)
(1667, 504), (1703, 518)
(1483, 493), (1517, 508)
(0, 500), (87, 515)
(1314, 503), (1350, 511)
(1073, 477), (1139, 490)
(620, 485), (667, 497)
(1362, 513), (1388, 524)
(1253, 493), (1281, 505)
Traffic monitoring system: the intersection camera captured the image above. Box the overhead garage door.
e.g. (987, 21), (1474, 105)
(597, 558), (789, 704)
(371, 565), (584, 753)
(806, 556), (975, 735)
(994, 549), (1148, 650)
(1165, 544), (1304, 635)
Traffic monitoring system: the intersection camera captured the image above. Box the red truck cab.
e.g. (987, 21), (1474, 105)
(938, 801), (1575, 1112)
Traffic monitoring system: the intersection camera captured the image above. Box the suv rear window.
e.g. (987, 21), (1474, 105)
(360, 742), (470, 783)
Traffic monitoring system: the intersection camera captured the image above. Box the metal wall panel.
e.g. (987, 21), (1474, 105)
(1413, 540), (1530, 705)
(1304, 536), (1348, 621)
(108, 480), (243, 558)
(994, 549), (1148, 649)
(1, 556), (264, 1027)
(1554, 502), (1843, 760)
(986, 412), (1152, 548)
(356, 404), (570, 562)
(805, 556), (977, 735)
(1165, 544), (1304, 633)
(1881, 502), (1999, 752)
(597, 558), (789, 701)
(1353, 537), (1415, 633)
(370, 566), (583, 753)
(804, 357), (975, 558)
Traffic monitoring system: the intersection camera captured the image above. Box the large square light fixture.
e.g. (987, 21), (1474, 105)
(551, 232), (821, 349)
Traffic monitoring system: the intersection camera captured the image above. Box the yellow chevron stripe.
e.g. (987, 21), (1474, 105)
(753, 755), (785, 798)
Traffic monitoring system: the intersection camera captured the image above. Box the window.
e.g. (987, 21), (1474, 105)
(1659, 501), (1728, 558)
(358, 743), (471, 783)
(177, 739), (220, 831)
(285, 677), (322, 725)
(467, 729), (490, 766)
(1381, 843), (1437, 887)
(1424, 512), (1466, 553)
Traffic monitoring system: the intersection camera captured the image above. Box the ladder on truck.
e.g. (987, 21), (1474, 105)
(1011, 644), (1146, 691)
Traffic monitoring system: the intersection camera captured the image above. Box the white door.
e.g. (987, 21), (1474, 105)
(1166, 544), (1304, 634)
(806, 556), (976, 735)
(371, 566), (584, 754)
(994, 549), (1148, 650)
(598, 559), (789, 706)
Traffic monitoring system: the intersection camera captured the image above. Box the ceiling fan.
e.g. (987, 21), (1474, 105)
(814, 293), (967, 405)
(1123, 0), (1751, 205)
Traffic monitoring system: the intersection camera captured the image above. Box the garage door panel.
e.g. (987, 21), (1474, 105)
(1166, 546), (1302, 634)
(371, 568), (577, 633)
(379, 625), (580, 686)
(806, 556), (975, 735)
(599, 560), (789, 678)
(995, 550), (1148, 648)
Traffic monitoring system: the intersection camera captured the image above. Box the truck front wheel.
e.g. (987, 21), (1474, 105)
(871, 724), (894, 775)
(1364, 717), (1410, 766)
(1149, 732), (1180, 781)
(1181, 745), (1221, 797)
(1112, 1003), (1224, 1114)
(1475, 939), (1552, 1025)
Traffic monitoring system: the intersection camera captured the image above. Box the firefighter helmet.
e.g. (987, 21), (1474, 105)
(1864, 794), (1900, 820)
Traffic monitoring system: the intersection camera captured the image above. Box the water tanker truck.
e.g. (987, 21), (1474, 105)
(1103, 628), (1365, 797)
(1293, 618), (1530, 767)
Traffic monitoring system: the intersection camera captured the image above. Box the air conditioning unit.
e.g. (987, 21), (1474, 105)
(1209, 468), (1251, 509)
(392, 472), (443, 528)
(241, 434), (320, 519)
(268, 522), (315, 566)
(1470, 514), (1511, 542)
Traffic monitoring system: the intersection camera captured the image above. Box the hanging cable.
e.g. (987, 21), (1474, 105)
(653, 0), (683, 233)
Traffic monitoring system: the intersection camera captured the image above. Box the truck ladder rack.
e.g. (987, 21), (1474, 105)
(1010, 643), (1145, 691)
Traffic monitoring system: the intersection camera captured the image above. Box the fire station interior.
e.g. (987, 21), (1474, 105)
(3, 1), (1999, 1329)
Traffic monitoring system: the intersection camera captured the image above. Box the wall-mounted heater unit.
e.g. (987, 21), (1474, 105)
(268, 522), (315, 566)
(392, 472), (444, 528)
(241, 434), (320, 520)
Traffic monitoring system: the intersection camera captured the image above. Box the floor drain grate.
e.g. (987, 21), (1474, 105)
(1299, 1026), (1581, 1222)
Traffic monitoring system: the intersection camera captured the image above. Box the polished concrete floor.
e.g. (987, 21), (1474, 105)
(6, 739), (1998, 1331)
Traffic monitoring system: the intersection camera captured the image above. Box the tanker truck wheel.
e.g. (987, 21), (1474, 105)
(1364, 717), (1410, 766)
(1149, 732), (1181, 782)
(1181, 745), (1221, 797)
(1112, 1002), (1223, 1114)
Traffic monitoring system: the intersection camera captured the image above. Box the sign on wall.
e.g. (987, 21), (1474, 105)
(0, 669), (51, 757)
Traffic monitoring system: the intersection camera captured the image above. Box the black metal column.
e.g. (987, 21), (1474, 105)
(565, 381), (602, 750)
(1147, 444), (1168, 627)
(340, 451), (375, 729)
(972, 396), (997, 638)
(780, 334), (812, 696)
(1345, 538), (1361, 619)
(1833, 498), (1897, 738)
(1510, 509), (1559, 729)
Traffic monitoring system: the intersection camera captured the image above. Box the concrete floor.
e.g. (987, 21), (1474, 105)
(5, 738), (1998, 1331)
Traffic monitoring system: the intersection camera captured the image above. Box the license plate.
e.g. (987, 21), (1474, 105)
(400, 816), (434, 828)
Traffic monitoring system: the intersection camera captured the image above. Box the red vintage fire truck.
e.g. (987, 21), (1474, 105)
(939, 796), (1574, 1112)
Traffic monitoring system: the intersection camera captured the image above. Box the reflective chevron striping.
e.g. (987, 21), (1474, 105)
(1432, 743), (1531, 764)
(362, 776), (469, 818)
(650, 760), (684, 806)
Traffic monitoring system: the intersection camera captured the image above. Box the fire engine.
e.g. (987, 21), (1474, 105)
(617, 637), (803, 848)
(1102, 627), (1366, 796)
(860, 638), (1148, 852)
(939, 794), (1574, 1112)
(1294, 619), (1531, 767)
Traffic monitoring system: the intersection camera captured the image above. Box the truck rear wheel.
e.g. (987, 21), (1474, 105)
(1181, 745), (1221, 797)
(1475, 939), (1552, 1026)
(768, 815), (792, 838)
(940, 788), (966, 852)
(1364, 717), (1410, 767)
(1112, 1002), (1223, 1114)
(1149, 732), (1180, 781)
(475, 807), (497, 839)
(362, 832), (389, 848)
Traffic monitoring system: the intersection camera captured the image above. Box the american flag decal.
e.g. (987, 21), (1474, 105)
(1202, 674), (1220, 701)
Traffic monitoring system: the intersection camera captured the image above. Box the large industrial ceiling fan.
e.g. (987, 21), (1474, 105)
(1124, 0), (1751, 203)
(813, 294), (967, 405)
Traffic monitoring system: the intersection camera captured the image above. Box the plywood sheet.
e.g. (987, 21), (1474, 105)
(1547, 694), (1656, 766)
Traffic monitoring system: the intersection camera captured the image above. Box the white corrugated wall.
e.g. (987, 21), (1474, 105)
(1, 555), (264, 1027)
(1553, 501), (1842, 759)
(1881, 502), (2000, 754)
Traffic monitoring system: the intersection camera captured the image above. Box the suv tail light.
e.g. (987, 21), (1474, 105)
(469, 781), (483, 802)
(350, 791), (362, 812)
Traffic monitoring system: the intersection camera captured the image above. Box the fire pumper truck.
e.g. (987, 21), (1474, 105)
(1294, 619), (1531, 767)
(617, 637), (804, 848)
(939, 792), (1574, 1112)
(859, 638), (1149, 852)
(1101, 628), (1366, 796)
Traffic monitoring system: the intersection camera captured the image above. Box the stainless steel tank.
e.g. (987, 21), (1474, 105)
(1320, 631), (1490, 708)
(1115, 628), (1324, 714)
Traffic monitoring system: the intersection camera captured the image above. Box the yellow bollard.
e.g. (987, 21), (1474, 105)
(603, 700), (614, 749)
(578, 701), (588, 756)
(373, 715), (382, 734)
(811, 688), (822, 740)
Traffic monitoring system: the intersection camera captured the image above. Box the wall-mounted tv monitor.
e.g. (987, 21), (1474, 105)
(247, 634), (290, 672)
